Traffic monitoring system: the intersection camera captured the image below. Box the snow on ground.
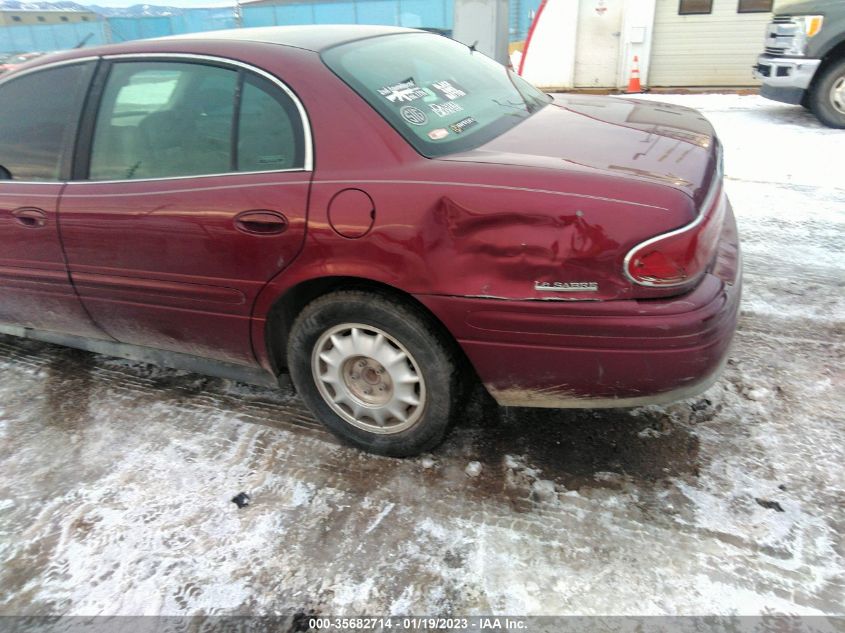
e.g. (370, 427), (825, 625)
(0, 94), (843, 617)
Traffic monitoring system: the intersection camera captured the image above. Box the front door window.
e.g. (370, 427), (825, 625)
(0, 63), (91, 181)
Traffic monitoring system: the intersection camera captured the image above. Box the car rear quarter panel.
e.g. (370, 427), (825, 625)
(238, 45), (701, 372)
(422, 201), (741, 405)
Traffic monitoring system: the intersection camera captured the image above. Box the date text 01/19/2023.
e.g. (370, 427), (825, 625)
(307, 616), (528, 630)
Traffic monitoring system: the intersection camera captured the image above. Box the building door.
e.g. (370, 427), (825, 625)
(574, 0), (624, 87)
(649, 0), (773, 86)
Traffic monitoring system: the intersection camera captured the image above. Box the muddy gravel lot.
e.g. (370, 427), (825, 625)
(0, 94), (843, 617)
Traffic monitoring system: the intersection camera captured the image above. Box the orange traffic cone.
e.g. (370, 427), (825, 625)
(626, 55), (643, 93)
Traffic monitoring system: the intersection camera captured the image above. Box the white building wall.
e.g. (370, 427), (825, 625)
(519, 0), (785, 89)
(519, 0), (579, 88)
(519, 0), (657, 90)
(618, 0), (658, 87)
(648, 0), (773, 86)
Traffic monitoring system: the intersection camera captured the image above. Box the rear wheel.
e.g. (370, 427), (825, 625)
(809, 58), (845, 128)
(287, 290), (460, 456)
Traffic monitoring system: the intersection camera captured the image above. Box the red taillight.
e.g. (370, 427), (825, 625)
(625, 184), (726, 288)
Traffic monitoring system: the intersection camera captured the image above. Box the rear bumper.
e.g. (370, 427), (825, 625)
(418, 201), (742, 408)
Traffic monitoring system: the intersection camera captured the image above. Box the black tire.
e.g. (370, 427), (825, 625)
(287, 289), (460, 457)
(800, 93), (811, 110)
(809, 58), (845, 128)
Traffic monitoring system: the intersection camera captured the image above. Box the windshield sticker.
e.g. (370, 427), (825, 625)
(401, 106), (429, 126)
(429, 101), (464, 118)
(428, 128), (449, 140)
(430, 80), (467, 101)
(449, 117), (478, 134)
(378, 78), (428, 103)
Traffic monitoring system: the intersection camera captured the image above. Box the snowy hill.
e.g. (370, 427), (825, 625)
(0, 0), (88, 11)
(86, 3), (185, 17)
(0, 1), (188, 16)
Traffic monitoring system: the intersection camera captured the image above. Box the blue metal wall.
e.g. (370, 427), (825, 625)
(0, 21), (107, 53)
(239, 0), (452, 31)
(510, 0), (542, 41)
(108, 0), (453, 42)
(1, 0), (538, 55)
(107, 8), (238, 42)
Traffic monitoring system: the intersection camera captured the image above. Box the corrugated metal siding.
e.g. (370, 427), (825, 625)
(510, 0), (543, 42)
(649, 0), (772, 86)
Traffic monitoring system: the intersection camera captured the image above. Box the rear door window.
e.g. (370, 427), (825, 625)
(88, 60), (306, 181)
(237, 73), (305, 172)
(89, 62), (237, 180)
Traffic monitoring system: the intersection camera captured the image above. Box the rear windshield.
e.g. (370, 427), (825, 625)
(321, 32), (551, 157)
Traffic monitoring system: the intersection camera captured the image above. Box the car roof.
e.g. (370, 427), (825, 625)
(1, 25), (427, 77)
(158, 24), (421, 52)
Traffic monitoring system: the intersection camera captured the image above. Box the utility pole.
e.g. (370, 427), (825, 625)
(452, 0), (510, 65)
(234, 0), (243, 27)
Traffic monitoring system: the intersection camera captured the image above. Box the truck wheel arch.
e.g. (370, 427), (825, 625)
(813, 37), (845, 83)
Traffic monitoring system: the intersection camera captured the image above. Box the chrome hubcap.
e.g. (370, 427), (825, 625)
(831, 76), (845, 115)
(342, 356), (393, 406)
(311, 324), (425, 434)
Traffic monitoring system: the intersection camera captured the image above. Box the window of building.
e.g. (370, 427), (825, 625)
(738, 0), (773, 12)
(11, 15), (21, 21)
(82, 16), (89, 21)
(679, 0), (713, 15)
(37, 16), (45, 22)
(0, 64), (92, 181)
(60, 16), (68, 21)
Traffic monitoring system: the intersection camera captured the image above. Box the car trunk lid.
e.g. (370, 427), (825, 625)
(440, 94), (720, 210)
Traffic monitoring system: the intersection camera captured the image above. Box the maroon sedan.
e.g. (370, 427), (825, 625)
(0, 26), (740, 456)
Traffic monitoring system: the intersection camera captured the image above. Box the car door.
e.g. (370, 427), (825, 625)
(59, 56), (312, 366)
(0, 59), (109, 339)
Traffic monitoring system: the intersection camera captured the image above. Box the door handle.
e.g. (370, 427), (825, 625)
(12, 207), (48, 228)
(234, 210), (288, 235)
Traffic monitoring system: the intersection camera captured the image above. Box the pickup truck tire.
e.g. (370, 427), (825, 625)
(288, 290), (460, 457)
(809, 58), (845, 128)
